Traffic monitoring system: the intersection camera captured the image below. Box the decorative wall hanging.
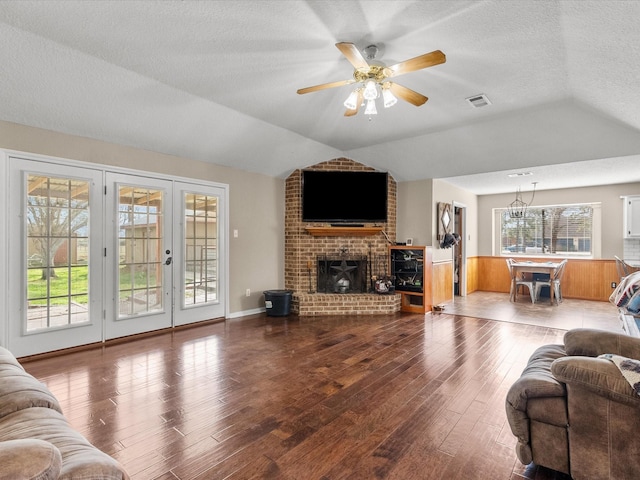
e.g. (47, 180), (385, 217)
(437, 202), (452, 243)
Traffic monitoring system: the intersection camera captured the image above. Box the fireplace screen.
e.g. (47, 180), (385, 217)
(317, 255), (368, 294)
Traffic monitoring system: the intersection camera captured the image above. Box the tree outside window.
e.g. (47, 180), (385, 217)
(26, 174), (90, 331)
(500, 204), (593, 256)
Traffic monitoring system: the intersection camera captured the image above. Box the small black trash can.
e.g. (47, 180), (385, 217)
(263, 290), (293, 316)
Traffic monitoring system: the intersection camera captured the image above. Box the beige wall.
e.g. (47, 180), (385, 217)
(477, 182), (640, 258)
(0, 120), (284, 315)
(432, 179), (479, 262)
(396, 179), (433, 247)
(397, 178), (478, 262)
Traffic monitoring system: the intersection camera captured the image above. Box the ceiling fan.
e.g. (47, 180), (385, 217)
(297, 42), (446, 117)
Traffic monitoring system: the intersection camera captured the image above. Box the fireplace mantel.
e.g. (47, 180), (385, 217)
(305, 226), (383, 237)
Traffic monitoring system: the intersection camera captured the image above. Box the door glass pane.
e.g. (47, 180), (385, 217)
(26, 175), (90, 332)
(118, 186), (164, 318)
(184, 193), (218, 306)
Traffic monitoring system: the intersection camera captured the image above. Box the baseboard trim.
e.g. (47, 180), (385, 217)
(227, 307), (266, 319)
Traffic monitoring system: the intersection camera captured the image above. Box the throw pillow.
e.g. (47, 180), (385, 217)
(627, 290), (640, 314)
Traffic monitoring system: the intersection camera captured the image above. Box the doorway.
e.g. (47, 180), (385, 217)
(454, 203), (466, 297)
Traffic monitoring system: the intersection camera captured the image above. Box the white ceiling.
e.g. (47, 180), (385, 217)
(1, 0), (639, 194)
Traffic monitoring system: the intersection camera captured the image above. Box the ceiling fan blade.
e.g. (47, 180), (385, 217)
(335, 42), (369, 69)
(387, 50), (446, 77)
(297, 79), (353, 95)
(344, 89), (364, 117)
(389, 83), (428, 106)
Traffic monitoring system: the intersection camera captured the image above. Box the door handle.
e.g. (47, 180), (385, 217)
(165, 257), (172, 265)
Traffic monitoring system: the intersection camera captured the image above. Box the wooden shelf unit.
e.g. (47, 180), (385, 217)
(305, 226), (383, 237)
(389, 245), (433, 314)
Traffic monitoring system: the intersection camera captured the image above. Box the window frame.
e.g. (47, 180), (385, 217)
(494, 202), (602, 258)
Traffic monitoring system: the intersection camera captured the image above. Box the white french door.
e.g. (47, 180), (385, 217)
(173, 181), (226, 325)
(105, 173), (173, 339)
(6, 155), (228, 357)
(7, 158), (104, 357)
(104, 175), (228, 337)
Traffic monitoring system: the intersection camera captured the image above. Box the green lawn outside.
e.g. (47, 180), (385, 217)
(27, 265), (159, 305)
(28, 266), (88, 305)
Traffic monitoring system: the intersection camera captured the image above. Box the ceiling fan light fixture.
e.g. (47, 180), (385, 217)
(364, 99), (378, 115)
(343, 90), (359, 110)
(363, 80), (378, 100)
(382, 87), (398, 108)
(297, 42), (445, 117)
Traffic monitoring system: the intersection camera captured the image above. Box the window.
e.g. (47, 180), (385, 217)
(496, 203), (599, 257)
(183, 192), (218, 306)
(117, 185), (164, 318)
(26, 174), (91, 332)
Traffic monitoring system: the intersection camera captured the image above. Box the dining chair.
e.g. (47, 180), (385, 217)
(506, 258), (536, 303)
(534, 259), (568, 305)
(615, 255), (631, 280)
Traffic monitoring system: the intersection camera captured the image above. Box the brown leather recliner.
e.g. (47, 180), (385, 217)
(505, 328), (640, 479)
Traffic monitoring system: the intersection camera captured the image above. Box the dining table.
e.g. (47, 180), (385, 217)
(510, 260), (564, 305)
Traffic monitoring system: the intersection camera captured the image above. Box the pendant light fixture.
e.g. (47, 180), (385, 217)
(508, 182), (537, 219)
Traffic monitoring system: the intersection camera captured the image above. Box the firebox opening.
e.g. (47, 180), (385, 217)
(317, 255), (368, 294)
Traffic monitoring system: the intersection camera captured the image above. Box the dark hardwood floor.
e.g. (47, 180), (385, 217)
(22, 301), (602, 479)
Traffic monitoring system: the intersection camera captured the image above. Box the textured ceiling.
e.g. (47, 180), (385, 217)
(0, 0), (639, 194)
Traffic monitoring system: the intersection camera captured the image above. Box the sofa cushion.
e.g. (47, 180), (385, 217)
(0, 347), (62, 419)
(507, 344), (567, 411)
(0, 438), (62, 480)
(552, 356), (640, 408)
(0, 407), (128, 480)
(564, 328), (640, 359)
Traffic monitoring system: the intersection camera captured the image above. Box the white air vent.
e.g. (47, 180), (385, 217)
(466, 94), (491, 108)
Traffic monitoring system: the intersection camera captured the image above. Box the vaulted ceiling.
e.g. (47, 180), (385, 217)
(1, 0), (639, 194)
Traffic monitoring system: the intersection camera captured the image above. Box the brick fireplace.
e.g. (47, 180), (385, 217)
(284, 158), (401, 315)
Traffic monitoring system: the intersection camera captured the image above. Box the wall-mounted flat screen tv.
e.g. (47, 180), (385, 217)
(301, 170), (388, 223)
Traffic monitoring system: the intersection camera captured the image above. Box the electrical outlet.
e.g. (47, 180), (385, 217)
(611, 282), (617, 289)
(246, 289), (251, 297)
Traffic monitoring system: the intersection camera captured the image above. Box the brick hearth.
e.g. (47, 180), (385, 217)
(292, 293), (401, 316)
(284, 158), (400, 315)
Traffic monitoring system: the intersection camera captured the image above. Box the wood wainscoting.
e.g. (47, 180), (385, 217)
(466, 256), (479, 294)
(432, 260), (453, 306)
(470, 256), (619, 302)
